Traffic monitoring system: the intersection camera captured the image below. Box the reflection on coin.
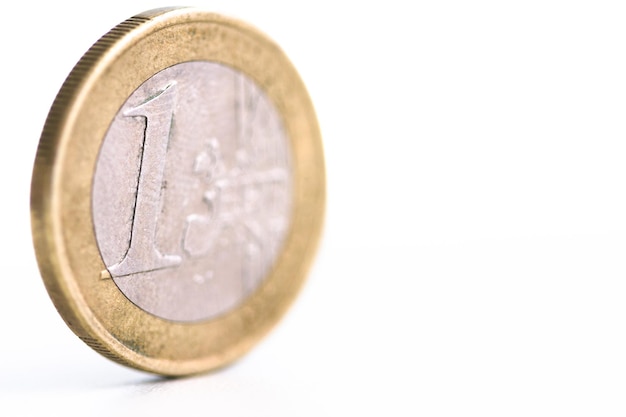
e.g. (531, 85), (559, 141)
(31, 8), (324, 376)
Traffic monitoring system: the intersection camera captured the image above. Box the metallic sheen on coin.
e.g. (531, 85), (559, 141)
(30, 7), (324, 376)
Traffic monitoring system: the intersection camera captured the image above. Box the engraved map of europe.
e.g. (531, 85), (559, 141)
(92, 62), (293, 322)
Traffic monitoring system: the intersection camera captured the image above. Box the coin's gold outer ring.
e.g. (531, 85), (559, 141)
(30, 7), (325, 376)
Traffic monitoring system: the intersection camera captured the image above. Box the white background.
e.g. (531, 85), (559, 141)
(2, 1), (626, 415)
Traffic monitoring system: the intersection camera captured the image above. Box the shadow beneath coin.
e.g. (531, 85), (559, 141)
(112, 360), (287, 415)
(0, 343), (244, 395)
(0, 352), (159, 393)
(127, 361), (239, 396)
(0, 345), (289, 415)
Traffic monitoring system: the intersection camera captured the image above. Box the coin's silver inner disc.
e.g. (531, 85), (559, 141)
(92, 61), (293, 322)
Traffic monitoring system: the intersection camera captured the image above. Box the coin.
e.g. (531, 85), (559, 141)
(30, 7), (324, 376)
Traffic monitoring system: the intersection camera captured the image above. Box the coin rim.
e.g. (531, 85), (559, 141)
(30, 7), (325, 376)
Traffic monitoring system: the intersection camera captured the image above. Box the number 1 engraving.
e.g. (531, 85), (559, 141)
(108, 83), (182, 276)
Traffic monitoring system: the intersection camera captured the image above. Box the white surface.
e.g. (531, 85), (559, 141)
(2, 1), (626, 415)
